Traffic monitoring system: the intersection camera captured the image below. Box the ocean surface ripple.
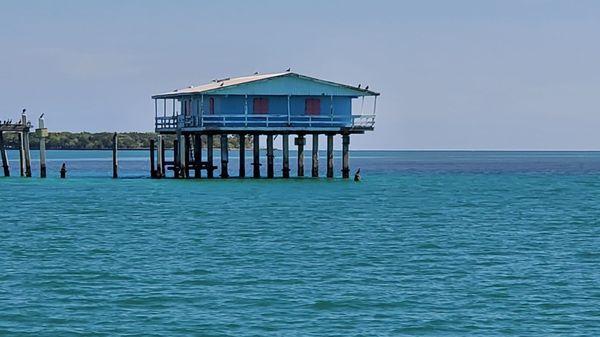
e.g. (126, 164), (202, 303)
(1, 151), (599, 336)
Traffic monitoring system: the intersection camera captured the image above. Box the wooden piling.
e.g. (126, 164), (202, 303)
(194, 134), (202, 178)
(312, 134), (319, 177)
(37, 117), (48, 178)
(0, 131), (9, 177)
(342, 134), (350, 179)
(156, 135), (163, 178)
(207, 134), (214, 178)
(266, 135), (274, 178)
(238, 134), (246, 178)
(18, 132), (24, 177)
(150, 139), (156, 178)
(160, 137), (166, 178)
(327, 134), (334, 178)
(173, 138), (180, 178)
(282, 134), (290, 178)
(295, 135), (305, 177)
(252, 134), (260, 178)
(23, 132), (32, 178)
(220, 134), (229, 178)
(112, 132), (118, 178)
(21, 114), (32, 177)
(184, 134), (191, 178)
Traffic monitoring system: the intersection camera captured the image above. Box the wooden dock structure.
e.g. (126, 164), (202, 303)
(0, 112), (49, 179)
(149, 71), (379, 179)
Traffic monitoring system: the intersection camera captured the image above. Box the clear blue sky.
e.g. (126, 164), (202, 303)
(1, 0), (599, 150)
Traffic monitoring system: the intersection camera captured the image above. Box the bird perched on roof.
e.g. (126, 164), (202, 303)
(365, 85), (369, 90)
(357, 84), (361, 89)
(40, 113), (45, 119)
(286, 67), (291, 72)
(254, 71), (259, 75)
(220, 82), (224, 87)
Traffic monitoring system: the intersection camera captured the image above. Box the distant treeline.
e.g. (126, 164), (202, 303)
(1, 132), (251, 150)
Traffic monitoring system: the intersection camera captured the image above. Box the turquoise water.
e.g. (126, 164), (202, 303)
(1, 151), (599, 336)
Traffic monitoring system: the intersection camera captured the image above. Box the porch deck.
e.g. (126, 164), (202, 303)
(155, 114), (375, 133)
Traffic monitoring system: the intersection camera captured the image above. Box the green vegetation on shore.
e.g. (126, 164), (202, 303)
(1, 132), (250, 150)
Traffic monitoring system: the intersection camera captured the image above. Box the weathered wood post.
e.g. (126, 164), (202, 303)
(327, 134), (334, 178)
(173, 138), (180, 178)
(36, 116), (48, 178)
(184, 134), (191, 178)
(206, 134), (214, 178)
(220, 134), (229, 178)
(266, 134), (274, 178)
(60, 162), (67, 178)
(21, 114), (32, 177)
(112, 132), (118, 178)
(150, 139), (156, 178)
(18, 133), (24, 177)
(282, 134), (290, 178)
(238, 134), (246, 178)
(311, 134), (319, 177)
(295, 134), (305, 177)
(160, 137), (166, 178)
(193, 134), (202, 178)
(156, 135), (163, 178)
(342, 134), (350, 179)
(0, 131), (9, 177)
(252, 134), (260, 178)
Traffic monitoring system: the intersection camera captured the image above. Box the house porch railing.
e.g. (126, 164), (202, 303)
(155, 114), (375, 131)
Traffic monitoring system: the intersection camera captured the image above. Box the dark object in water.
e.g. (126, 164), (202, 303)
(60, 162), (67, 179)
(354, 168), (361, 182)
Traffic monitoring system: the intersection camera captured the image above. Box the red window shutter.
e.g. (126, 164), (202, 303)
(305, 98), (321, 115)
(209, 97), (215, 114)
(253, 98), (269, 114)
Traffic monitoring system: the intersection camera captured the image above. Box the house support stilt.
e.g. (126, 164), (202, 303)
(194, 134), (202, 178)
(342, 133), (350, 179)
(312, 134), (319, 177)
(238, 134), (246, 178)
(252, 134), (260, 178)
(220, 134), (229, 178)
(326, 134), (334, 178)
(296, 134), (305, 177)
(206, 134), (214, 178)
(266, 134), (274, 178)
(282, 134), (290, 178)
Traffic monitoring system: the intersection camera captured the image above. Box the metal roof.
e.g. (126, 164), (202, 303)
(152, 72), (379, 98)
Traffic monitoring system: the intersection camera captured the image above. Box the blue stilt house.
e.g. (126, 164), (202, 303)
(151, 71), (379, 179)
